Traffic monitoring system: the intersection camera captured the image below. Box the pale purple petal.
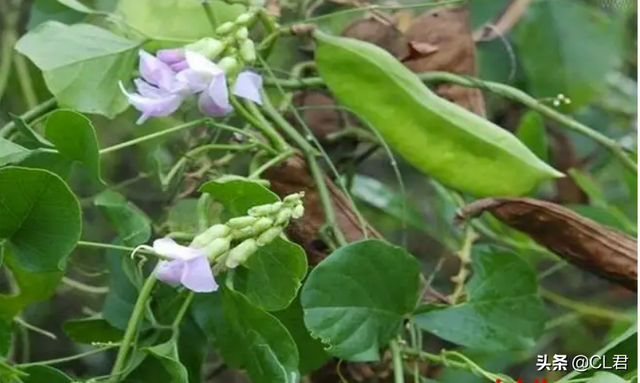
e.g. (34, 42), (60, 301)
(175, 69), (210, 94)
(170, 60), (189, 72)
(198, 90), (233, 117)
(156, 48), (185, 64)
(208, 73), (230, 110)
(119, 82), (184, 125)
(181, 256), (218, 292)
(152, 237), (202, 260)
(134, 79), (165, 98)
(184, 50), (221, 74)
(138, 51), (177, 91)
(156, 260), (185, 284)
(233, 71), (263, 105)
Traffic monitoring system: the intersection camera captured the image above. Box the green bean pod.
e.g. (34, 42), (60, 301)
(313, 31), (563, 197)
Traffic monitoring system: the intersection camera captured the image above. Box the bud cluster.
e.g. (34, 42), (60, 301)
(189, 192), (305, 269)
(185, 10), (259, 78)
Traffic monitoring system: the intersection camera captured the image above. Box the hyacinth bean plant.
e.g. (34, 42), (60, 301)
(0, 1), (636, 383)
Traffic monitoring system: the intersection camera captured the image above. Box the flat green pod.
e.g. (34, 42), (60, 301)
(314, 31), (563, 197)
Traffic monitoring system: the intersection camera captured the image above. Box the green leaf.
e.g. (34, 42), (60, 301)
(0, 138), (29, 167)
(274, 295), (330, 374)
(102, 240), (146, 329)
(115, 0), (245, 41)
(10, 115), (54, 150)
(16, 150), (74, 180)
(516, 111), (548, 162)
(586, 372), (627, 383)
(57, 0), (97, 14)
(177, 316), (209, 383)
(63, 316), (124, 344)
(15, 21), (139, 118)
(28, 0), (84, 30)
(193, 287), (300, 383)
(301, 239), (420, 361)
(234, 238), (308, 311)
(143, 340), (189, 383)
(351, 174), (426, 230)
(561, 324), (637, 382)
(0, 166), (81, 271)
(0, 249), (63, 320)
(413, 247), (545, 351)
(200, 178), (280, 218)
(94, 190), (151, 247)
(314, 32), (562, 197)
(18, 366), (72, 383)
(44, 110), (102, 183)
(515, 0), (623, 109)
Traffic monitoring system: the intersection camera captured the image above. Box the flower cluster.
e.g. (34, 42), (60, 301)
(119, 12), (262, 124)
(152, 192), (305, 293)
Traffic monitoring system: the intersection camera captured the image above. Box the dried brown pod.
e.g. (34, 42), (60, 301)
(402, 5), (486, 117)
(455, 198), (638, 291)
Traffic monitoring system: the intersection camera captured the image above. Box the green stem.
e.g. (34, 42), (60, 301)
(233, 97), (289, 152)
(249, 149), (295, 179)
(13, 52), (38, 109)
(0, 98), (57, 138)
(99, 119), (206, 155)
(184, 143), (255, 158)
(390, 339), (406, 383)
(0, 29), (16, 103)
(109, 274), (158, 383)
(171, 292), (195, 329)
(206, 120), (279, 154)
(76, 240), (164, 259)
(267, 72), (637, 173)
(61, 277), (109, 294)
(449, 227), (478, 304)
(541, 289), (635, 322)
(201, 1), (219, 29)
(259, 89), (347, 245)
(18, 345), (118, 368)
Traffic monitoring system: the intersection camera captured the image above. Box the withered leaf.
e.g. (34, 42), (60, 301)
(455, 198), (638, 291)
(402, 5), (486, 117)
(341, 15), (409, 58)
(264, 155), (379, 265)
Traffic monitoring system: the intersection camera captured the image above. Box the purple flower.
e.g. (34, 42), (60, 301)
(156, 48), (185, 64)
(120, 51), (190, 124)
(177, 51), (264, 117)
(153, 238), (218, 293)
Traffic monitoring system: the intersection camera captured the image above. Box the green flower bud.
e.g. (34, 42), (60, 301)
(216, 21), (235, 35)
(202, 237), (231, 260)
(226, 239), (258, 268)
(190, 224), (231, 248)
(275, 208), (292, 226)
(218, 56), (240, 77)
(235, 27), (249, 41)
(235, 12), (254, 26)
(185, 37), (225, 60)
(291, 204), (304, 219)
(239, 40), (256, 63)
(283, 192), (304, 204)
(227, 216), (259, 229)
(257, 227), (282, 246)
(249, 202), (283, 217)
(232, 226), (255, 240)
(252, 217), (274, 233)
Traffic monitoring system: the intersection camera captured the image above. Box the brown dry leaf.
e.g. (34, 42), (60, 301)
(265, 0), (281, 17)
(288, 90), (345, 142)
(264, 155), (379, 265)
(403, 5), (486, 117)
(341, 15), (409, 58)
(455, 198), (638, 291)
(393, 10), (414, 33)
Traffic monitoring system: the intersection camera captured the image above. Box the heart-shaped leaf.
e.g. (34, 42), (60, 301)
(0, 166), (81, 271)
(193, 287), (300, 383)
(301, 239), (420, 361)
(94, 190), (151, 247)
(16, 21), (139, 117)
(44, 110), (102, 183)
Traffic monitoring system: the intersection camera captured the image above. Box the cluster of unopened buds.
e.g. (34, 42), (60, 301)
(552, 93), (571, 107)
(151, 192), (305, 293)
(119, 11), (261, 124)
